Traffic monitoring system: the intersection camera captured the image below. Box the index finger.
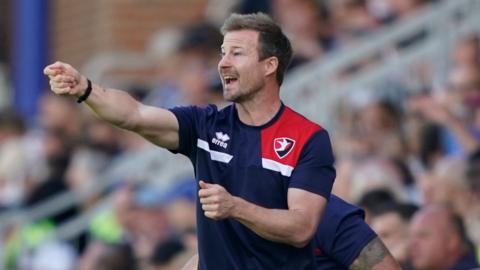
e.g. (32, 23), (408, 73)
(43, 61), (66, 76)
(43, 66), (64, 76)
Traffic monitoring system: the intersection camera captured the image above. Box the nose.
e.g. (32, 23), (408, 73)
(218, 54), (231, 69)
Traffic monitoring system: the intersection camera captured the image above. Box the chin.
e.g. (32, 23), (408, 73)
(223, 89), (238, 102)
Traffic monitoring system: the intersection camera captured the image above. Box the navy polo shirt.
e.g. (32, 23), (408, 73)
(170, 103), (336, 270)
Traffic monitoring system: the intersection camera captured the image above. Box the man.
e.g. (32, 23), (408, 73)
(409, 205), (479, 270)
(45, 13), (335, 269)
(147, 237), (193, 270)
(78, 241), (136, 270)
(181, 195), (401, 270)
(371, 202), (418, 269)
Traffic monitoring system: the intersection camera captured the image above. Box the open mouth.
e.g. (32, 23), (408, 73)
(224, 76), (238, 85)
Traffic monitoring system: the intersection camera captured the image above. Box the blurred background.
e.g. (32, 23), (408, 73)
(1, 0), (480, 269)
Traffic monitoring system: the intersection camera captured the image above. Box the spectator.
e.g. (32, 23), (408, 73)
(409, 204), (479, 270)
(271, 0), (335, 68)
(0, 110), (28, 208)
(429, 158), (471, 218)
(146, 21), (225, 108)
(451, 35), (480, 69)
(356, 188), (397, 224)
(147, 237), (194, 270)
(465, 156), (480, 258)
(348, 158), (409, 204)
(388, 0), (430, 20)
(329, 0), (379, 44)
(37, 93), (81, 137)
(161, 179), (197, 235)
(78, 241), (136, 270)
(371, 202), (418, 269)
(409, 65), (480, 158)
(113, 183), (170, 263)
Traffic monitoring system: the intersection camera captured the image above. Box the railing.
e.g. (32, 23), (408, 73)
(0, 147), (192, 239)
(281, 0), (480, 129)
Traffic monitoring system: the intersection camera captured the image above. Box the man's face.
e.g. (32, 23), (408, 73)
(408, 213), (450, 270)
(449, 67), (480, 109)
(371, 212), (409, 261)
(218, 30), (266, 102)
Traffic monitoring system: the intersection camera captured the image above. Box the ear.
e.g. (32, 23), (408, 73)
(263, 56), (279, 78)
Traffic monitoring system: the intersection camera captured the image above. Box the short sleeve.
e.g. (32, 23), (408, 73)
(330, 212), (378, 267)
(168, 105), (217, 158)
(289, 129), (336, 199)
(168, 106), (199, 157)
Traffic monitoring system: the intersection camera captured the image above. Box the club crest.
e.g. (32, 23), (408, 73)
(274, 137), (295, 159)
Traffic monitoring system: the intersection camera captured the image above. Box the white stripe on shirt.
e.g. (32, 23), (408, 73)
(197, 139), (233, 164)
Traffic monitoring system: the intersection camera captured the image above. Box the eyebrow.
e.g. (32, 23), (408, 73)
(221, 45), (245, 50)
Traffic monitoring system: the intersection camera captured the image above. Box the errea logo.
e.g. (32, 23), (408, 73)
(212, 132), (230, 149)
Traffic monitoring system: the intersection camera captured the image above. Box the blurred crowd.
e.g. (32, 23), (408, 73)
(1, 0), (480, 269)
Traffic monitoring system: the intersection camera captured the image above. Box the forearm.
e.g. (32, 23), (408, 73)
(199, 183), (325, 248)
(350, 237), (402, 270)
(84, 83), (143, 131)
(231, 197), (318, 247)
(44, 62), (179, 149)
(83, 82), (179, 149)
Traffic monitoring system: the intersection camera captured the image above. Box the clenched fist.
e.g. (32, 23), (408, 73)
(43, 61), (87, 97)
(198, 180), (237, 220)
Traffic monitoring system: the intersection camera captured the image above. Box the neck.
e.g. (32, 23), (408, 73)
(235, 86), (281, 126)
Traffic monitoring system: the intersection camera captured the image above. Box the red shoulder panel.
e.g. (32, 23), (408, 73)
(261, 107), (322, 170)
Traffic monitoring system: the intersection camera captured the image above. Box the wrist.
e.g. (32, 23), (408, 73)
(77, 77), (92, 103)
(230, 196), (245, 219)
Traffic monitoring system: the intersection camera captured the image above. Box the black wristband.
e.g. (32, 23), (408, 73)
(77, 78), (92, 103)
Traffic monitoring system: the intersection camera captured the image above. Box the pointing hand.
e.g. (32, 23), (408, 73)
(43, 61), (87, 97)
